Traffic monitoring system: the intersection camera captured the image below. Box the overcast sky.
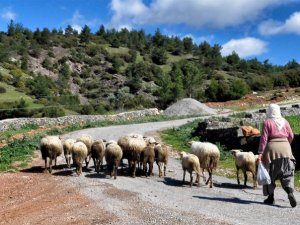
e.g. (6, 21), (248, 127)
(1, 0), (300, 65)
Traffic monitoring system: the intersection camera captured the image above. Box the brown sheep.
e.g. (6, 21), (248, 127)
(91, 139), (106, 174)
(105, 141), (123, 179)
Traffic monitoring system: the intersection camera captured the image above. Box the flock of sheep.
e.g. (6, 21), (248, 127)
(40, 133), (259, 188)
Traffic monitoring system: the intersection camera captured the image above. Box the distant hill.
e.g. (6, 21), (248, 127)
(0, 21), (300, 119)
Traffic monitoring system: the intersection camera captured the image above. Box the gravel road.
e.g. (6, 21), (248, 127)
(59, 118), (300, 225)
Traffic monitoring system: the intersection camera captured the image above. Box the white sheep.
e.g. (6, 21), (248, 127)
(179, 151), (201, 187)
(118, 134), (147, 177)
(190, 141), (220, 188)
(72, 141), (88, 176)
(40, 136), (63, 173)
(91, 139), (106, 173)
(76, 135), (93, 168)
(230, 149), (259, 189)
(154, 143), (169, 177)
(105, 141), (123, 179)
(63, 138), (76, 168)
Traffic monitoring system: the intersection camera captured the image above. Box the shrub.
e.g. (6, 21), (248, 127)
(0, 86), (6, 93)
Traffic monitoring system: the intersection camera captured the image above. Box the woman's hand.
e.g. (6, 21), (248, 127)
(258, 154), (263, 161)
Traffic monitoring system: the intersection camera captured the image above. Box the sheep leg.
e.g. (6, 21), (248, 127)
(196, 173), (200, 187)
(113, 164), (116, 179)
(182, 169), (186, 184)
(243, 171), (248, 187)
(163, 162), (167, 177)
(202, 169), (206, 182)
(132, 161), (137, 178)
(156, 161), (161, 177)
(143, 161), (147, 177)
(236, 166), (240, 185)
(49, 158), (53, 174)
(93, 158), (97, 173)
(44, 158), (48, 173)
(190, 172), (193, 187)
(205, 169), (213, 188)
(149, 162), (154, 176)
(100, 159), (103, 171)
(66, 156), (70, 168)
(252, 171), (257, 189)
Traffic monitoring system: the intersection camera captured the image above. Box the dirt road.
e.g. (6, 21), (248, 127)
(1, 118), (300, 225)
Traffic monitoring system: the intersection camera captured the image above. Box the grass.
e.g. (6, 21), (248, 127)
(0, 82), (43, 108)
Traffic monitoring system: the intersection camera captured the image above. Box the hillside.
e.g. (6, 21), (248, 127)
(1, 22), (300, 119)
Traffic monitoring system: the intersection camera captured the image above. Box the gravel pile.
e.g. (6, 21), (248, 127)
(163, 98), (217, 116)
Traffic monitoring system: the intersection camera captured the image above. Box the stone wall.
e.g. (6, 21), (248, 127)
(0, 108), (160, 132)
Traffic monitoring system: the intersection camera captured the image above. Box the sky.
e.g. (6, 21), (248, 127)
(1, 0), (300, 66)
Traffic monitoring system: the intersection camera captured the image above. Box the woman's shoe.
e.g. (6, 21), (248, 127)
(264, 194), (274, 205)
(288, 193), (297, 208)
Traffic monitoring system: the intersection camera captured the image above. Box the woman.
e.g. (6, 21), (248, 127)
(258, 103), (296, 207)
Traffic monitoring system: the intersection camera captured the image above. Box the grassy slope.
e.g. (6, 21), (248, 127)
(0, 82), (43, 108)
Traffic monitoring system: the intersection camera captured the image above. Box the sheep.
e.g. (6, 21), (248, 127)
(117, 134), (147, 177)
(230, 149), (259, 189)
(190, 141), (220, 188)
(72, 141), (88, 176)
(142, 145), (155, 177)
(76, 135), (93, 168)
(40, 136), (63, 173)
(154, 143), (169, 177)
(91, 139), (106, 173)
(179, 151), (201, 187)
(105, 141), (123, 179)
(63, 138), (76, 168)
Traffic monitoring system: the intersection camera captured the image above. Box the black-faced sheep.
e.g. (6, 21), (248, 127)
(105, 141), (123, 179)
(179, 151), (201, 187)
(230, 149), (259, 189)
(76, 135), (93, 168)
(72, 141), (88, 176)
(91, 139), (106, 174)
(40, 136), (63, 173)
(154, 144), (169, 177)
(190, 141), (220, 188)
(117, 134), (147, 177)
(63, 138), (76, 168)
(142, 145), (155, 177)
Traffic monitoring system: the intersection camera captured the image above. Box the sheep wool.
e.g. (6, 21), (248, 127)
(105, 141), (123, 179)
(180, 151), (201, 187)
(190, 141), (220, 188)
(230, 149), (258, 189)
(91, 139), (106, 174)
(40, 136), (63, 173)
(63, 138), (76, 168)
(154, 143), (169, 177)
(72, 141), (88, 176)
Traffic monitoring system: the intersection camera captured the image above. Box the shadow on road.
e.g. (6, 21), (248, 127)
(214, 182), (252, 189)
(162, 177), (186, 187)
(193, 195), (288, 208)
(21, 166), (44, 173)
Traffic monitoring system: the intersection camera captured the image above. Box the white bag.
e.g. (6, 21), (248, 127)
(257, 161), (271, 185)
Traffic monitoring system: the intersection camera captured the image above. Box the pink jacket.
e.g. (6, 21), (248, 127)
(258, 118), (294, 154)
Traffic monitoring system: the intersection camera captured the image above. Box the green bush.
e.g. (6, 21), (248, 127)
(0, 86), (6, 93)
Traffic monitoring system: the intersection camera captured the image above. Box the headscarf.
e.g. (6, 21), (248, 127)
(266, 103), (285, 130)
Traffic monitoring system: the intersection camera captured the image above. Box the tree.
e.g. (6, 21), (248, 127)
(151, 48), (167, 65)
(181, 62), (203, 98)
(170, 65), (184, 100)
(96, 24), (106, 37)
(183, 37), (193, 53)
(65, 25), (74, 37)
(79, 25), (91, 43)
